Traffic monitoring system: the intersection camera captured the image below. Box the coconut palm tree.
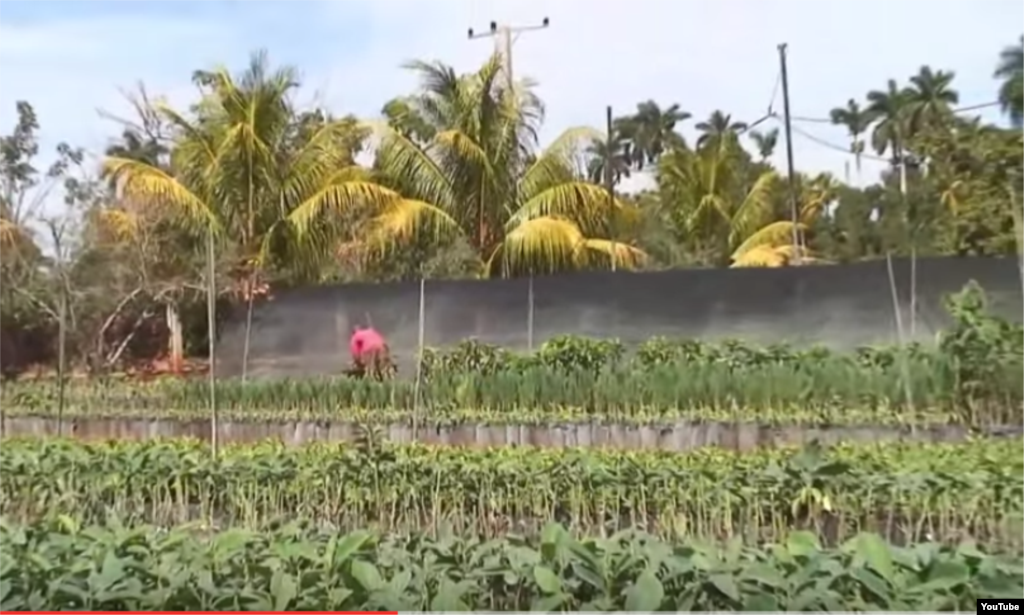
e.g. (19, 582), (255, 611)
(828, 99), (873, 180)
(103, 50), (396, 376)
(748, 127), (779, 163)
(616, 101), (690, 170)
(656, 138), (777, 266)
(353, 55), (644, 276)
(695, 110), (748, 149)
(731, 172), (839, 267)
(995, 36), (1024, 127)
(905, 65), (959, 134)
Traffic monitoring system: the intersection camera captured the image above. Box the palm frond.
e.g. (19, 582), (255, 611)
(287, 179), (400, 237)
(102, 156), (220, 234)
(510, 181), (627, 236)
(730, 220), (806, 261)
(579, 238), (648, 270)
(728, 171), (779, 247)
(488, 216), (588, 276)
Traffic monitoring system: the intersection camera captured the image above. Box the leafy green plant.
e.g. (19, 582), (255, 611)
(535, 335), (626, 372)
(2, 520), (1020, 611)
(2, 437), (1020, 548)
(939, 281), (1024, 423)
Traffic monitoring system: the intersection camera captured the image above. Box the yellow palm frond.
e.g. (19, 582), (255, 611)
(519, 127), (600, 200)
(102, 156), (219, 234)
(434, 129), (492, 173)
(364, 198), (461, 249)
(580, 239), (648, 270)
(510, 181), (629, 236)
(99, 209), (141, 241)
(728, 171), (779, 247)
(730, 245), (789, 268)
(287, 179), (401, 237)
(374, 127), (456, 209)
(488, 216), (587, 276)
(731, 220), (806, 261)
(731, 243), (826, 268)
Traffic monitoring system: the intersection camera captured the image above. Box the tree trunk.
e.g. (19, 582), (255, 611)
(166, 302), (184, 374)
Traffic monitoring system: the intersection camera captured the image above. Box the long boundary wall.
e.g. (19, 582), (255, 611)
(215, 256), (1022, 379)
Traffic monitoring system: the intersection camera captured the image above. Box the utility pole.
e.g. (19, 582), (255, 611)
(606, 105), (617, 272)
(468, 18), (550, 351)
(468, 18), (550, 90)
(777, 43), (801, 265)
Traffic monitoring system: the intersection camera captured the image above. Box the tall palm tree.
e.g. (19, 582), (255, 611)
(695, 111), (748, 149)
(866, 79), (913, 159)
(103, 50), (395, 375)
(748, 128), (779, 163)
(656, 139), (777, 266)
(355, 55), (644, 276)
(616, 101), (690, 171)
(905, 65), (959, 134)
(585, 130), (631, 186)
(995, 36), (1024, 127)
(829, 99), (873, 179)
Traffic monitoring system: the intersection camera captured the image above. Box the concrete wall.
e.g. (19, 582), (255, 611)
(216, 256), (1022, 379)
(6, 416), (1019, 452)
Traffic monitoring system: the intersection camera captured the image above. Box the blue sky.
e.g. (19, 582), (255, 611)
(1, 0), (1021, 220)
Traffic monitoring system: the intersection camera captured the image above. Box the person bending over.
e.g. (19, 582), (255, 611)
(347, 325), (394, 380)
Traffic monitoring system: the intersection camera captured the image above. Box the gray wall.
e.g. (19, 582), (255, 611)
(216, 256), (1022, 379)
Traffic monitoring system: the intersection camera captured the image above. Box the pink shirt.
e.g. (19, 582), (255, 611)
(350, 328), (385, 359)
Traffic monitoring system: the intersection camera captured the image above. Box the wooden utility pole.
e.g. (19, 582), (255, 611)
(777, 43), (801, 265)
(468, 18), (550, 89)
(468, 18), (550, 349)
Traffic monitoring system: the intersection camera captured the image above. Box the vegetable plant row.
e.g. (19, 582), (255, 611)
(5, 281), (1019, 425)
(7, 364), (1013, 427)
(2, 519), (1020, 611)
(3, 437), (1020, 548)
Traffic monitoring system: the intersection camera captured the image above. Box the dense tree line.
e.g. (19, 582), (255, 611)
(0, 39), (1021, 376)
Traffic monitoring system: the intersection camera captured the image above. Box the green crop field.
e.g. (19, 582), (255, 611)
(2, 285), (1021, 610)
(2, 437), (1022, 611)
(3, 438), (1022, 545)
(4, 331), (1022, 428)
(3, 520), (1021, 611)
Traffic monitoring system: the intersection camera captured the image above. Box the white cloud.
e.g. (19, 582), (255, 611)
(1, 0), (1020, 216)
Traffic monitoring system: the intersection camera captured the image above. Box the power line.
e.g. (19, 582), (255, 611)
(789, 100), (1002, 125)
(774, 99), (999, 161)
(741, 67), (784, 135)
(779, 117), (891, 162)
(766, 69), (782, 117)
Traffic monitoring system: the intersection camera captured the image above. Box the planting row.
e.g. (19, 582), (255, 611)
(3, 437), (1020, 547)
(6, 283), (1018, 425)
(2, 519), (1019, 611)
(0, 366), (974, 423)
(4, 354), (1021, 426)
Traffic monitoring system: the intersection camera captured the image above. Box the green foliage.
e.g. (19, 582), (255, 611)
(5, 285), (1021, 426)
(2, 438), (1021, 547)
(2, 518), (1020, 611)
(939, 281), (1024, 416)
